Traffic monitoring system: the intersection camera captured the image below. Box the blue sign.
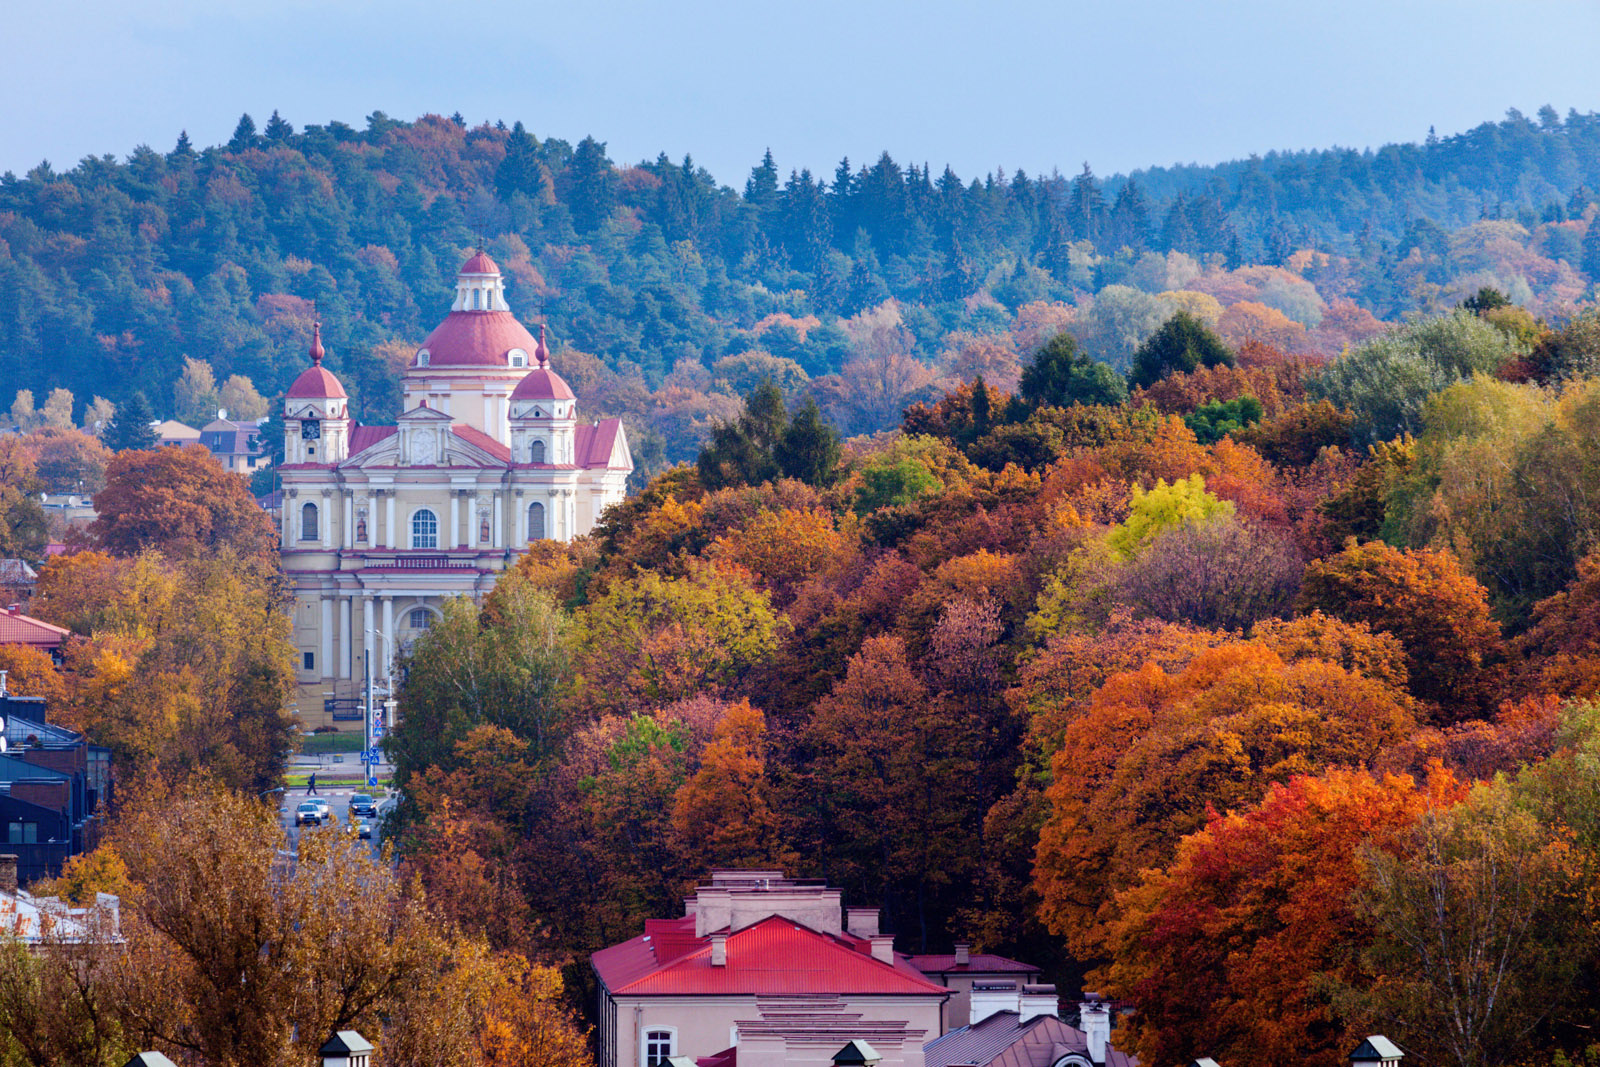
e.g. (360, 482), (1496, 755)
(366, 772), (378, 788)
(363, 748), (381, 764)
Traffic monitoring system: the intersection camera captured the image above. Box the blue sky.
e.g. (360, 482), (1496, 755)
(7, 0), (1600, 187)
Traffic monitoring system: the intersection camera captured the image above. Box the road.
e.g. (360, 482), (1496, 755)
(278, 785), (386, 859)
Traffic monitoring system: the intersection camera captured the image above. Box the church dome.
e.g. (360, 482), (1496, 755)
(414, 251), (538, 368)
(286, 323), (348, 399)
(510, 325), (576, 402)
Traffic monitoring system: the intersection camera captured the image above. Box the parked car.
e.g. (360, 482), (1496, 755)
(349, 793), (377, 817)
(294, 801), (326, 826)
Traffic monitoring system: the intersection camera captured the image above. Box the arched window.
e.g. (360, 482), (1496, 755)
(528, 501), (546, 542)
(300, 502), (318, 541)
(472, 288), (482, 310)
(411, 509), (438, 549)
(408, 608), (433, 630)
(416, 349), (430, 367)
(530, 439), (546, 464)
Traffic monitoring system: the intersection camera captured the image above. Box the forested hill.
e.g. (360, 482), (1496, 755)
(3, 106), (1600, 467)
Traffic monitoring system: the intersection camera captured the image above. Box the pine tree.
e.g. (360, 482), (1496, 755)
(777, 399), (842, 486)
(105, 393), (158, 453)
(170, 130), (196, 163)
(496, 121), (545, 202)
(1069, 163), (1107, 242)
(745, 149), (779, 205)
(1129, 311), (1235, 389)
(227, 113), (258, 152)
(565, 136), (616, 232)
(263, 110), (294, 143)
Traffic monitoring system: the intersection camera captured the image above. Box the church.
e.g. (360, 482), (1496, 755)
(278, 251), (632, 728)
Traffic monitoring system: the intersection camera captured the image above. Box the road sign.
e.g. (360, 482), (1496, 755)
(366, 771), (377, 788)
(363, 748), (380, 764)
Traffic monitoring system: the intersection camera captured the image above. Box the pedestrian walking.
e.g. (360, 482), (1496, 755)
(307, 773), (318, 795)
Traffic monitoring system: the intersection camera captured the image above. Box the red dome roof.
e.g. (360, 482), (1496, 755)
(286, 322), (347, 398)
(287, 365), (348, 399)
(511, 366), (576, 402)
(460, 250), (500, 274)
(418, 311), (539, 368)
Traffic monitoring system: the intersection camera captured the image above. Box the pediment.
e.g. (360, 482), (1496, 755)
(397, 405), (456, 423)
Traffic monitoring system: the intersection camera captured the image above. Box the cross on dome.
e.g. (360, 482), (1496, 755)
(309, 321), (324, 366)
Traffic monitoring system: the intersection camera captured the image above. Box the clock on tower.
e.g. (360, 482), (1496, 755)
(302, 419), (322, 441)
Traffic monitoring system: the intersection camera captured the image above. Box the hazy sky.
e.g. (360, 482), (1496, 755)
(7, 0), (1600, 188)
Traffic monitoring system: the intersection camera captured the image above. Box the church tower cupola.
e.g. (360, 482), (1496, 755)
(284, 322), (351, 464)
(451, 249), (511, 313)
(509, 325), (578, 465)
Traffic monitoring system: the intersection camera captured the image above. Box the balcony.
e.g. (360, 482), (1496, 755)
(351, 550), (485, 572)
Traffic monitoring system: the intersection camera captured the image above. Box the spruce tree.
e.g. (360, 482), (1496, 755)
(1019, 334), (1128, 410)
(227, 113), (258, 152)
(777, 399), (842, 487)
(495, 121), (545, 201)
(105, 393), (158, 452)
(745, 149), (779, 205)
(263, 110), (294, 143)
(170, 130), (196, 163)
(566, 136), (616, 232)
(1128, 311), (1236, 389)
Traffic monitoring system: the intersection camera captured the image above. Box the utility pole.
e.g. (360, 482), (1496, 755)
(363, 648), (375, 789)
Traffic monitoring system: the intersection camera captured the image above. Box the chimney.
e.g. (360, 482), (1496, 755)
(846, 907), (879, 938)
(1080, 994), (1111, 1064)
(954, 942), (970, 966)
(869, 934), (894, 964)
(710, 931), (727, 966)
(970, 980), (1020, 1023)
(1020, 983), (1059, 1022)
(0, 855), (16, 895)
(1350, 1036), (1404, 1067)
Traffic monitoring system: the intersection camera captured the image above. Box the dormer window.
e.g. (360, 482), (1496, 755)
(472, 289), (482, 310)
(510, 349), (527, 368)
(416, 349), (430, 367)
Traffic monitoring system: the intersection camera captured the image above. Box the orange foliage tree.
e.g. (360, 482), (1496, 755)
(89, 445), (276, 563)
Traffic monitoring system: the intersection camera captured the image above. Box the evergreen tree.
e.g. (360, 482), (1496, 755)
(263, 110), (294, 143)
(1161, 194), (1196, 252)
(1107, 178), (1151, 251)
(1128, 311), (1236, 389)
(697, 380), (789, 490)
(566, 135), (616, 232)
(1583, 218), (1600, 281)
(745, 149), (780, 205)
(169, 130), (196, 163)
(1019, 333), (1128, 409)
(227, 113), (258, 152)
(105, 393), (158, 453)
(776, 399), (842, 486)
(496, 121), (546, 202)
(779, 169), (831, 271)
(1069, 163), (1107, 242)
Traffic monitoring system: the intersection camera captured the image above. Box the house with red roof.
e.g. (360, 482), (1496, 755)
(908, 944), (1042, 1030)
(276, 252), (632, 726)
(0, 605), (70, 663)
(593, 870), (949, 1067)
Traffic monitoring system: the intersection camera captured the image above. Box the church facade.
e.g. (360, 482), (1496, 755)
(278, 252), (631, 728)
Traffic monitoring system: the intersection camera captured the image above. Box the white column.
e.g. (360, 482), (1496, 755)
(362, 494), (373, 546)
(449, 492), (460, 549)
(493, 492), (503, 548)
(386, 493), (397, 549)
(338, 596), (352, 679)
(381, 597), (394, 683)
(362, 596), (375, 675)
(321, 494), (332, 549)
(516, 493), (526, 544)
(343, 494), (353, 549)
(319, 596), (333, 680)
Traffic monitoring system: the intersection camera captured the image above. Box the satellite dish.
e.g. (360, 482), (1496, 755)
(217, 408), (228, 420)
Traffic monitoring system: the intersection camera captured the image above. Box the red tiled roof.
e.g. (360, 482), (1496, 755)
(697, 1049), (737, 1067)
(419, 311), (539, 368)
(910, 953), (1041, 976)
(592, 915), (948, 997)
(0, 611), (70, 650)
(460, 250), (500, 274)
(451, 425), (512, 462)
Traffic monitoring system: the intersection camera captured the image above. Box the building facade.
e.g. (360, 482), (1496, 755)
(279, 252), (632, 726)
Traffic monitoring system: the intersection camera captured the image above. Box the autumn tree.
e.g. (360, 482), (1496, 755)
(1018, 332), (1127, 410)
(1107, 768), (1462, 1067)
(26, 428), (111, 494)
(1301, 540), (1507, 722)
(672, 700), (793, 871)
(1116, 514), (1302, 630)
(88, 445), (276, 562)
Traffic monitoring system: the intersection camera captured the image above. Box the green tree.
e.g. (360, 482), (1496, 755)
(262, 110), (293, 143)
(1184, 394), (1264, 444)
(227, 113), (258, 151)
(565, 135), (616, 232)
(775, 398), (842, 486)
(495, 121), (545, 202)
(1019, 332), (1128, 410)
(1129, 310), (1236, 389)
(697, 380), (789, 490)
(104, 393), (157, 452)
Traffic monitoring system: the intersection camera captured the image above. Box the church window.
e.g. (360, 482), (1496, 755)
(409, 608), (432, 629)
(300, 502), (319, 541)
(411, 509), (439, 549)
(530, 439), (546, 464)
(473, 288), (482, 310)
(303, 652), (315, 671)
(510, 350), (526, 368)
(528, 502), (546, 541)
(417, 349), (430, 367)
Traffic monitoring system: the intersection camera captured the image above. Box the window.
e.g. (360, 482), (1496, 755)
(408, 608), (432, 630)
(300, 502), (319, 541)
(416, 349), (430, 367)
(510, 349), (527, 368)
(528, 501), (546, 541)
(7, 822), (37, 845)
(473, 288), (482, 309)
(643, 1030), (675, 1066)
(411, 509), (438, 549)
(303, 652), (315, 671)
(530, 439), (546, 464)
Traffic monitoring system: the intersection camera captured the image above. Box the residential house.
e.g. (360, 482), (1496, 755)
(199, 416), (271, 474)
(0, 604), (70, 664)
(154, 420), (201, 448)
(592, 870), (948, 1067)
(0, 853), (121, 948)
(923, 991), (1137, 1067)
(909, 944), (1041, 1029)
(0, 688), (112, 882)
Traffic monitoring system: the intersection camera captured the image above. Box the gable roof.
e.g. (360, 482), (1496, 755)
(575, 418), (631, 470)
(593, 914), (947, 998)
(0, 610), (69, 650)
(346, 425), (398, 459)
(909, 952), (1041, 977)
(452, 424), (513, 463)
(924, 1011), (1139, 1067)
(1352, 1036), (1405, 1061)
